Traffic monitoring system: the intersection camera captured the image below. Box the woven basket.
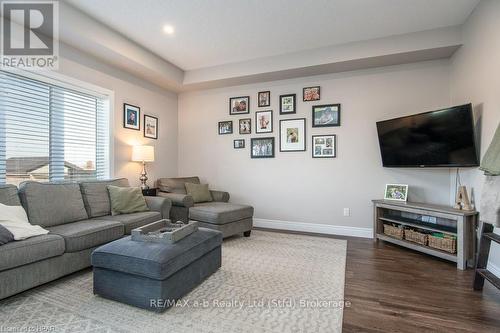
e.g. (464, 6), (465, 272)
(404, 229), (428, 246)
(428, 235), (456, 253)
(383, 224), (404, 240)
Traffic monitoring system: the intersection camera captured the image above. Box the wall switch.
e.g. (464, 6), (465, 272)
(343, 208), (351, 217)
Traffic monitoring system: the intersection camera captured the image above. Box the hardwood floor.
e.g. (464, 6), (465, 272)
(255, 228), (500, 333)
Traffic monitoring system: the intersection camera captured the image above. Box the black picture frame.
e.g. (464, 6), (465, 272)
(312, 104), (341, 127)
(258, 91), (271, 107)
(279, 118), (306, 152)
(144, 115), (158, 139)
(303, 86), (320, 102)
(250, 137), (275, 158)
(280, 94), (296, 115)
(312, 134), (336, 158)
(229, 96), (250, 115)
(239, 118), (252, 134)
(234, 139), (245, 149)
(123, 103), (140, 130)
(218, 121), (233, 135)
(255, 110), (273, 134)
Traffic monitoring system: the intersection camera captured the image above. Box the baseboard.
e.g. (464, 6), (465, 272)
(487, 262), (500, 277)
(253, 218), (373, 238)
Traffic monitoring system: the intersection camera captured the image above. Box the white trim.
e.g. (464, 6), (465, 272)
(253, 218), (373, 238)
(487, 262), (500, 278)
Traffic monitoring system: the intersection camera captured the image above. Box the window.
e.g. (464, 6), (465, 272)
(0, 71), (110, 185)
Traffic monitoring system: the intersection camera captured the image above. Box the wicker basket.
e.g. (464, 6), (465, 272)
(428, 234), (457, 253)
(383, 224), (404, 239)
(404, 229), (428, 245)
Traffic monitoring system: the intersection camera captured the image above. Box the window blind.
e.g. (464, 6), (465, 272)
(0, 71), (110, 185)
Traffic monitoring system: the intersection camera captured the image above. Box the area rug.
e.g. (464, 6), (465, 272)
(0, 230), (347, 333)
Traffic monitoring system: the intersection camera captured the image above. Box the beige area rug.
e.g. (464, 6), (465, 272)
(0, 230), (347, 333)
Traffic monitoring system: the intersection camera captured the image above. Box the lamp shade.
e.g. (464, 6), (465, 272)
(132, 145), (155, 162)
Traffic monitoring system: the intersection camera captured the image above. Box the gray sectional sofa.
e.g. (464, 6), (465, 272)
(0, 179), (171, 300)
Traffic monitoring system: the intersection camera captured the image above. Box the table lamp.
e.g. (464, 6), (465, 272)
(131, 145), (155, 190)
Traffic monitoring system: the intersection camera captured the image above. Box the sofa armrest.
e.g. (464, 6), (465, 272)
(144, 196), (172, 219)
(210, 190), (230, 202)
(157, 192), (194, 208)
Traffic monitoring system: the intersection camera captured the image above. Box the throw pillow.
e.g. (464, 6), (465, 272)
(0, 224), (14, 245)
(0, 203), (49, 240)
(185, 183), (213, 203)
(107, 185), (149, 216)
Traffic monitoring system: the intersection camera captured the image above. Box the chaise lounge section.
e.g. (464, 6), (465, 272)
(0, 179), (171, 300)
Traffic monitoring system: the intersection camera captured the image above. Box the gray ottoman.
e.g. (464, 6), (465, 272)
(91, 228), (222, 312)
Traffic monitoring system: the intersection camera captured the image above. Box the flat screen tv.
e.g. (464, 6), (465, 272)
(376, 104), (479, 168)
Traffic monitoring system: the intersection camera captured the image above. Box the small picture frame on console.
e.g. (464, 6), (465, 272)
(384, 184), (409, 202)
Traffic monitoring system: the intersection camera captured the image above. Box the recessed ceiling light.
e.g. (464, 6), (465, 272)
(163, 25), (175, 35)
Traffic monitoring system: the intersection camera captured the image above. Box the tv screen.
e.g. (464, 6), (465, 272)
(376, 104), (479, 167)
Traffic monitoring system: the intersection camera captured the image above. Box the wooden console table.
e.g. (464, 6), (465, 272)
(373, 200), (478, 270)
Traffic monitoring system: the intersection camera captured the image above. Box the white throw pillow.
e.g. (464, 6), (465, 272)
(0, 203), (49, 240)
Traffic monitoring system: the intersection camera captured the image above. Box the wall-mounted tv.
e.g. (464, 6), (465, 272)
(376, 104), (479, 168)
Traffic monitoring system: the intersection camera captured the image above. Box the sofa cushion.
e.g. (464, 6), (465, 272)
(0, 225), (14, 245)
(47, 219), (124, 253)
(93, 211), (161, 234)
(92, 228), (222, 280)
(158, 177), (200, 194)
(19, 182), (88, 227)
(189, 202), (254, 225)
(0, 234), (65, 271)
(107, 186), (149, 216)
(0, 184), (21, 206)
(80, 178), (130, 218)
(185, 183), (213, 203)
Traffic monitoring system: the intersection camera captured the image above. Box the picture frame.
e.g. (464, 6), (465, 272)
(255, 110), (273, 133)
(303, 86), (320, 102)
(312, 104), (341, 127)
(384, 184), (409, 202)
(251, 137), (275, 158)
(123, 103), (140, 130)
(279, 118), (306, 152)
(234, 139), (245, 149)
(258, 91), (270, 107)
(312, 135), (336, 158)
(239, 118), (251, 134)
(229, 96), (250, 115)
(280, 94), (296, 115)
(144, 115), (158, 139)
(218, 121), (233, 135)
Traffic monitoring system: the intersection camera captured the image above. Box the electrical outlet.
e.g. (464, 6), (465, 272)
(343, 208), (351, 217)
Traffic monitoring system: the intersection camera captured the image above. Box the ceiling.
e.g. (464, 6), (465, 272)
(65, 0), (479, 71)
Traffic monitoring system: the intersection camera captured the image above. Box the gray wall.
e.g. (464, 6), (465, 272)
(450, 0), (500, 274)
(178, 60), (452, 232)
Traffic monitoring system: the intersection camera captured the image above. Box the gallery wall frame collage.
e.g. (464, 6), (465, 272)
(123, 103), (159, 139)
(219, 86), (340, 159)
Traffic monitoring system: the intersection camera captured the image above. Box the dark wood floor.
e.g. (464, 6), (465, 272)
(256, 228), (500, 333)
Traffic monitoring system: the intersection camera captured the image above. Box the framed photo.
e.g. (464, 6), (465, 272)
(144, 115), (158, 139)
(280, 118), (306, 152)
(229, 96), (250, 115)
(255, 110), (273, 133)
(218, 121), (233, 135)
(234, 139), (245, 149)
(312, 135), (336, 158)
(312, 104), (341, 127)
(258, 91), (270, 107)
(384, 184), (409, 202)
(303, 86), (320, 101)
(280, 94), (296, 114)
(123, 103), (140, 130)
(251, 137), (275, 158)
(239, 118), (251, 134)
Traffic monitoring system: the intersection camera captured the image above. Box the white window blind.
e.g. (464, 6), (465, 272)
(0, 71), (110, 185)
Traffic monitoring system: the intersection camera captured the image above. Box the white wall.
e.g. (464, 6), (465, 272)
(178, 60), (452, 232)
(450, 0), (500, 274)
(57, 44), (178, 186)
